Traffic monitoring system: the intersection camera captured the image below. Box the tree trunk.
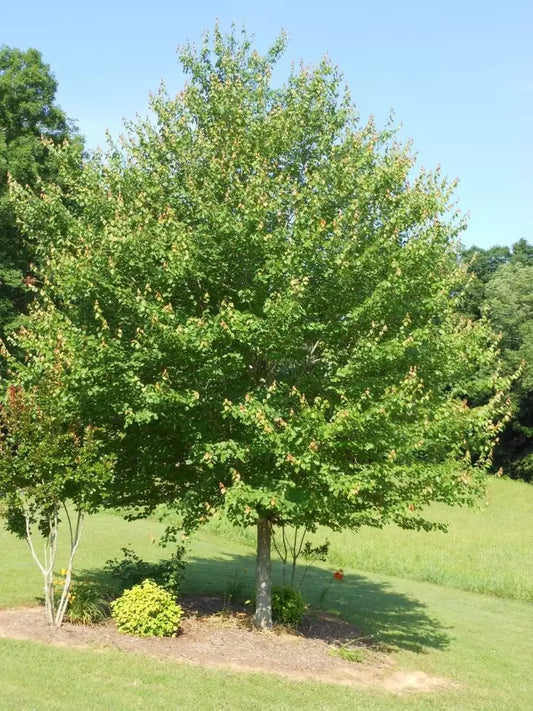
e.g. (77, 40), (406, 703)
(254, 517), (272, 630)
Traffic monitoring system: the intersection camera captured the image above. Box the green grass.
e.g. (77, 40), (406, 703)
(325, 477), (533, 601)
(0, 476), (531, 709)
(206, 477), (533, 601)
(0, 513), (167, 608)
(182, 528), (533, 710)
(0, 538), (531, 710)
(0, 638), (457, 711)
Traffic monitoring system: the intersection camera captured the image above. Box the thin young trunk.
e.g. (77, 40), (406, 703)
(254, 517), (272, 630)
(22, 500), (84, 628)
(271, 526), (288, 585)
(291, 525), (307, 589)
(55, 508), (84, 626)
(290, 526), (298, 587)
(281, 525), (288, 585)
(24, 505), (58, 625)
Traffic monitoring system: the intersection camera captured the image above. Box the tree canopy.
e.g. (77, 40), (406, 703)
(8, 27), (510, 628)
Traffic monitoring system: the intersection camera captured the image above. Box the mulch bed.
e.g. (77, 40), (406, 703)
(0, 595), (453, 693)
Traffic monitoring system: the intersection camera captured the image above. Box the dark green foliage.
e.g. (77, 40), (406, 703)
(512, 452), (533, 482)
(459, 239), (533, 319)
(111, 579), (182, 637)
(0, 383), (115, 539)
(459, 240), (533, 480)
(271, 585), (307, 626)
(0, 46), (80, 344)
(104, 546), (186, 598)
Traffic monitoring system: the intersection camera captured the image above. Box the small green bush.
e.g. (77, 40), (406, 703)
(513, 453), (533, 483)
(111, 579), (182, 637)
(104, 546), (186, 598)
(271, 586), (307, 626)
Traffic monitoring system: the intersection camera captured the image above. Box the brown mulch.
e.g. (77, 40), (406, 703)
(0, 595), (454, 693)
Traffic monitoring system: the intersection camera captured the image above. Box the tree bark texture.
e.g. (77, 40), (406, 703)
(254, 517), (272, 630)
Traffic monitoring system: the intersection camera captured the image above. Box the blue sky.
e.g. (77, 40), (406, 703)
(2, 0), (531, 248)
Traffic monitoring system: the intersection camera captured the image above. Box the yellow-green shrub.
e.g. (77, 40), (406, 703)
(111, 579), (182, 637)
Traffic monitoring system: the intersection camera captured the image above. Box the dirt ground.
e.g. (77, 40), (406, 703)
(0, 595), (454, 694)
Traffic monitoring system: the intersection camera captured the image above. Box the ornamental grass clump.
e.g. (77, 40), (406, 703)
(111, 580), (182, 637)
(64, 580), (109, 625)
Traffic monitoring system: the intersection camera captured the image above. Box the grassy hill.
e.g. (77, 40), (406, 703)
(0, 476), (531, 710)
(207, 476), (533, 601)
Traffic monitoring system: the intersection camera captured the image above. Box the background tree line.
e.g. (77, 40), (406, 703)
(0, 45), (81, 346)
(459, 240), (533, 481)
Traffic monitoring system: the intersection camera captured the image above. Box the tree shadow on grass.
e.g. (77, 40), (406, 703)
(308, 570), (451, 653)
(81, 550), (451, 654)
(186, 554), (451, 653)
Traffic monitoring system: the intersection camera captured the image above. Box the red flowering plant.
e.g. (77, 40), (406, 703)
(316, 568), (346, 610)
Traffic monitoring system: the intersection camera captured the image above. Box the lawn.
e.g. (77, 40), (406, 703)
(207, 476), (533, 601)
(0, 476), (531, 710)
